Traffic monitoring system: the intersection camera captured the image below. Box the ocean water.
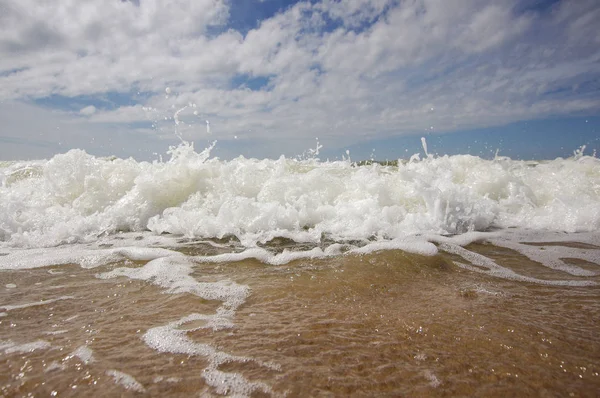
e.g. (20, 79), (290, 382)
(1, 143), (599, 396)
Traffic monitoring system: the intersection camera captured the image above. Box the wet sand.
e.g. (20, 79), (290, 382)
(1, 243), (599, 397)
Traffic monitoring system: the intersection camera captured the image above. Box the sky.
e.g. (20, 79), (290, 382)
(0, 0), (599, 161)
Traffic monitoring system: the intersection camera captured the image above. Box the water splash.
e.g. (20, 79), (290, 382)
(421, 136), (429, 158)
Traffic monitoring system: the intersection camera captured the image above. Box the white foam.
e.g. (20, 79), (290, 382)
(0, 340), (13, 350)
(1, 144), (598, 250)
(153, 376), (180, 383)
(423, 370), (441, 388)
(106, 370), (146, 393)
(97, 256), (249, 316)
(191, 239), (438, 266)
(71, 345), (95, 364)
(491, 239), (599, 277)
(0, 296), (74, 312)
(192, 246), (329, 266)
(44, 330), (68, 335)
(425, 231), (501, 247)
(143, 314), (275, 397)
(1, 340), (51, 354)
(440, 243), (596, 286)
(45, 361), (67, 372)
(349, 239), (438, 256)
(0, 245), (183, 270)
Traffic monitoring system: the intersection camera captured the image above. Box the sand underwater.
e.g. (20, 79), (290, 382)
(1, 144), (599, 396)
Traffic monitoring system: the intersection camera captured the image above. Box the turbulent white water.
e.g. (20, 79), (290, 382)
(1, 142), (599, 249)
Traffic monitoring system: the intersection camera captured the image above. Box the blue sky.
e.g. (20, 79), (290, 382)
(0, 0), (599, 161)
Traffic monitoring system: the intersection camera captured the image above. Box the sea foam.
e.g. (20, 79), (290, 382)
(1, 143), (598, 249)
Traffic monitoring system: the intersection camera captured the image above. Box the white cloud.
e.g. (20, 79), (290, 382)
(0, 0), (598, 159)
(79, 105), (96, 115)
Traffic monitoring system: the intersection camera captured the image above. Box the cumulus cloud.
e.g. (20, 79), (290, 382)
(0, 0), (598, 159)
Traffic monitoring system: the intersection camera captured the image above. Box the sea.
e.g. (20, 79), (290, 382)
(0, 141), (599, 397)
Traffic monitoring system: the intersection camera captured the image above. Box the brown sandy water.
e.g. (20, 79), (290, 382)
(1, 242), (599, 397)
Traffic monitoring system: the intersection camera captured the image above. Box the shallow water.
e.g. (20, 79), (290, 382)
(1, 236), (599, 397)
